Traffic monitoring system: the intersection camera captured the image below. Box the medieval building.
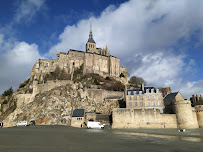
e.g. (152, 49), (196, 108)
(30, 22), (127, 84)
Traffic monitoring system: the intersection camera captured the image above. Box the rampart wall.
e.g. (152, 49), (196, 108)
(112, 108), (177, 129)
(33, 80), (73, 96)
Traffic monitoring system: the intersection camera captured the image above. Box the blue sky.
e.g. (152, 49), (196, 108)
(0, 0), (203, 98)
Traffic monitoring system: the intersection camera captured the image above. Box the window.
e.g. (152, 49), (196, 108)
(147, 96), (150, 100)
(129, 97), (131, 101)
(158, 96), (160, 100)
(147, 102), (150, 106)
(158, 101), (161, 106)
(152, 96), (155, 100)
(140, 96), (143, 100)
(153, 101), (155, 106)
(135, 102), (137, 107)
(140, 102), (143, 106)
(129, 102), (132, 106)
(134, 96), (137, 100)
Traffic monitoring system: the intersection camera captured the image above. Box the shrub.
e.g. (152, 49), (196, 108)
(3, 100), (8, 104)
(19, 78), (30, 88)
(44, 66), (71, 81)
(73, 64), (84, 78)
(2, 87), (13, 96)
(105, 76), (111, 80)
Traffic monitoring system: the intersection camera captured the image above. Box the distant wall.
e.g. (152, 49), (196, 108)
(112, 108), (177, 129)
(33, 80), (73, 95)
(195, 105), (203, 127)
(85, 89), (124, 114)
(86, 89), (124, 102)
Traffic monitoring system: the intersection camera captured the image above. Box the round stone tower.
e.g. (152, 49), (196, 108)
(195, 105), (203, 127)
(174, 100), (199, 128)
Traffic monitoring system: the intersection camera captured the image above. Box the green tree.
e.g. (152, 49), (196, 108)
(129, 76), (146, 87)
(2, 87), (13, 96)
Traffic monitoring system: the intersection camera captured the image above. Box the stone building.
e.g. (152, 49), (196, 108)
(71, 109), (85, 128)
(164, 92), (199, 128)
(30, 22), (127, 84)
(113, 89), (203, 129)
(126, 85), (165, 113)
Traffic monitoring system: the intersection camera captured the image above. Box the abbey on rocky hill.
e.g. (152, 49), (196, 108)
(31, 21), (127, 83)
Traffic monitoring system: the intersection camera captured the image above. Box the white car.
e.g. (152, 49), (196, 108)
(16, 121), (28, 126)
(87, 122), (104, 129)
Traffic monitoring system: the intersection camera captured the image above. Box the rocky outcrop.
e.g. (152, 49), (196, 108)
(2, 82), (124, 127)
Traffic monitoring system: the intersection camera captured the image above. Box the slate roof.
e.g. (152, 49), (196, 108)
(72, 109), (85, 117)
(88, 37), (95, 43)
(164, 92), (179, 102)
(127, 87), (156, 94)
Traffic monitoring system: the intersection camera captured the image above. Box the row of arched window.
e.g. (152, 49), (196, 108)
(89, 44), (94, 48)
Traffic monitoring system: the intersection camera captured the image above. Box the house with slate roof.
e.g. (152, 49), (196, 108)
(126, 84), (165, 113)
(71, 109), (85, 128)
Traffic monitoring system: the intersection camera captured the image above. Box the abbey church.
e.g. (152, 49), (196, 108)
(31, 22), (127, 83)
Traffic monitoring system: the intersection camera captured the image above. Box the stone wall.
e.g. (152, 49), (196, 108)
(195, 105), (203, 127)
(85, 89), (124, 114)
(174, 100), (199, 128)
(71, 117), (84, 128)
(112, 108), (177, 129)
(33, 80), (73, 96)
(86, 89), (124, 102)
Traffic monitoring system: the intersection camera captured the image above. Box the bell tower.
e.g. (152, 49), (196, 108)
(86, 18), (96, 53)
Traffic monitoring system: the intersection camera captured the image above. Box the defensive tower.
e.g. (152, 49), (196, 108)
(174, 100), (199, 128)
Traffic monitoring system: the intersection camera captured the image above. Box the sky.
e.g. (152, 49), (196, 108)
(0, 0), (203, 99)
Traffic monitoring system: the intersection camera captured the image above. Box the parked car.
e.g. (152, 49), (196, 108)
(29, 120), (36, 125)
(0, 122), (3, 128)
(16, 121), (28, 126)
(87, 122), (104, 129)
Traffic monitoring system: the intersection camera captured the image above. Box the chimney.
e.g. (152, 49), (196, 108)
(141, 84), (144, 91)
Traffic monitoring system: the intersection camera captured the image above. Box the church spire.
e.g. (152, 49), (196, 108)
(88, 18), (95, 43)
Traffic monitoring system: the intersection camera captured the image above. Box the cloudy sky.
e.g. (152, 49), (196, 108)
(0, 0), (203, 98)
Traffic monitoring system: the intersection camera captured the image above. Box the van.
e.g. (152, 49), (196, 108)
(16, 121), (28, 126)
(87, 122), (104, 129)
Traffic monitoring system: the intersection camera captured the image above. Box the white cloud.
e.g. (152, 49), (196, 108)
(0, 34), (42, 94)
(47, 0), (203, 98)
(14, 0), (45, 23)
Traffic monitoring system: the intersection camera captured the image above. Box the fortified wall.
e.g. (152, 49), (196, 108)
(112, 108), (177, 129)
(195, 105), (203, 127)
(33, 80), (73, 96)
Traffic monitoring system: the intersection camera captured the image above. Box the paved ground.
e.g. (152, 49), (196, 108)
(0, 125), (203, 152)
